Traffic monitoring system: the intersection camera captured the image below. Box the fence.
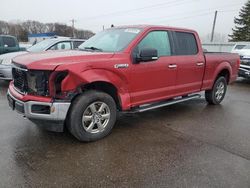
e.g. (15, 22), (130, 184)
(202, 42), (250, 52)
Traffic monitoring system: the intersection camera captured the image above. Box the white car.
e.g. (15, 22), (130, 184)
(231, 44), (249, 54)
(237, 45), (250, 79)
(0, 38), (85, 80)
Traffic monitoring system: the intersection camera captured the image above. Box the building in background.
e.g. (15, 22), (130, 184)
(28, 32), (56, 44)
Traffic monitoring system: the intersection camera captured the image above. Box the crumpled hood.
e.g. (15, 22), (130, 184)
(13, 50), (115, 70)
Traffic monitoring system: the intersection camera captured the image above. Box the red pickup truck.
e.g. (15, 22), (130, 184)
(7, 25), (240, 142)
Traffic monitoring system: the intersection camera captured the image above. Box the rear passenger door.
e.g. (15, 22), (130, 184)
(171, 31), (205, 95)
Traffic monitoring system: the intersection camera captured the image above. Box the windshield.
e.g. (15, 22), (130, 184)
(79, 28), (142, 52)
(27, 39), (56, 52)
(242, 45), (250, 50)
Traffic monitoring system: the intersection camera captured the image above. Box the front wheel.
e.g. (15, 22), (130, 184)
(205, 76), (227, 105)
(67, 90), (117, 142)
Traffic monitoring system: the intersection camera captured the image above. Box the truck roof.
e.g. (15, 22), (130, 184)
(113, 25), (197, 33)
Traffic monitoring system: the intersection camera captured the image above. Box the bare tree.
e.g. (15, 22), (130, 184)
(0, 20), (95, 41)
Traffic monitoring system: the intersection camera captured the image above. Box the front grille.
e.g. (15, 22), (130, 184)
(241, 60), (250, 66)
(12, 68), (28, 94)
(240, 64), (250, 71)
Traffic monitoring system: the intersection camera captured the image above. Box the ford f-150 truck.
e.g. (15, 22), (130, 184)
(7, 25), (240, 142)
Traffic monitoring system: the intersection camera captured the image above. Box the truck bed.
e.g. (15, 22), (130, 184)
(202, 52), (239, 88)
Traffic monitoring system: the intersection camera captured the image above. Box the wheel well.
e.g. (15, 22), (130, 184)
(83, 81), (121, 110)
(217, 69), (230, 83)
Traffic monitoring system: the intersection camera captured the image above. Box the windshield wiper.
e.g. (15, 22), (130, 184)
(83, 46), (103, 52)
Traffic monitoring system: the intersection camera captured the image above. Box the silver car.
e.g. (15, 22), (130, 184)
(0, 38), (85, 80)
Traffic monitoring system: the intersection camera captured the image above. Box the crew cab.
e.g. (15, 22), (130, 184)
(7, 25), (240, 142)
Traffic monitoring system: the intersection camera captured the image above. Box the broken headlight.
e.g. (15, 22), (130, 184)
(27, 70), (51, 96)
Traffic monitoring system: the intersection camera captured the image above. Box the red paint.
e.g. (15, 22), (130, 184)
(9, 82), (52, 102)
(11, 25), (239, 111)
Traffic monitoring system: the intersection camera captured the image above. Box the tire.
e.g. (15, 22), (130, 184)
(67, 90), (117, 142)
(205, 76), (227, 105)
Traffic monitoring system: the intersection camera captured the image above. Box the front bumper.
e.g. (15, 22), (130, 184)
(239, 65), (250, 79)
(7, 90), (71, 132)
(0, 65), (12, 80)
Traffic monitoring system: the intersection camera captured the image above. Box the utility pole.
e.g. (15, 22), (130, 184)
(70, 19), (76, 38)
(210, 10), (218, 42)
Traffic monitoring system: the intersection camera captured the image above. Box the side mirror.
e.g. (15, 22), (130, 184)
(4, 44), (8, 48)
(135, 48), (158, 63)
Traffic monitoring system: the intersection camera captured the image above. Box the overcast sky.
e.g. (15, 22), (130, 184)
(1, 0), (247, 39)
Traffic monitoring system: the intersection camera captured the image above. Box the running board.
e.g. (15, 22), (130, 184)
(128, 94), (201, 113)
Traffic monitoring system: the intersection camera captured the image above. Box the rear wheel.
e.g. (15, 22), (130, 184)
(205, 76), (227, 105)
(67, 90), (117, 142)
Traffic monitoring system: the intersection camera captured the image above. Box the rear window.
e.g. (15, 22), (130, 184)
(3, 37), (16, 47)
(174, 32), (198, 55)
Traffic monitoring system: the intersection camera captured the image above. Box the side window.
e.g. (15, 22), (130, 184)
(3, 37), (16, 47)
(174, 32), (198, 55)
(73, 41), (84, 49)
(137, 31), (171, 57)
(49, 42), (71, 50)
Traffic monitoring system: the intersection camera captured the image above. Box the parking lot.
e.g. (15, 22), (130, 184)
(0, 79), (250, 187)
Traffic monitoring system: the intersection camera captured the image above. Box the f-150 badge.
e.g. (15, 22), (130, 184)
(114, 64), (129, 69)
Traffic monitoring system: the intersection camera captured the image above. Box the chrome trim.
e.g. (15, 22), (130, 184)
(196, 62), (204, 66)
(168, 64), (177, 69)
(137, 94), (201, 113)
(239, 67), (250, 72)
(13, 86), (27, 95)
(12, 65), (28, 94)
(114, 64), (129, 69)
(7, 90), (71, 121)
(239, 67), (250, 76)
(240, 64), (250, 69)
(11, 64), (28, 72)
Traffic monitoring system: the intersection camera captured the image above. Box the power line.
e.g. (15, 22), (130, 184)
(83, 0), (192, 20)
(75, 1), (243, 33)
(219, 9), (239, 13)
(78, 2), (243, 29)
(119, 2), (243, 24)
(157, 12), (214, 23)
(156, 10), (236, 25)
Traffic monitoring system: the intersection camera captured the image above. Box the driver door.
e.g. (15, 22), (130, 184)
(129, 30), (177, 106)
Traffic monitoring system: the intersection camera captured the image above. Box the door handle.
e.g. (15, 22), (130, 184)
(196, 62), (204, 66)
(168, 64), (177, 69)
